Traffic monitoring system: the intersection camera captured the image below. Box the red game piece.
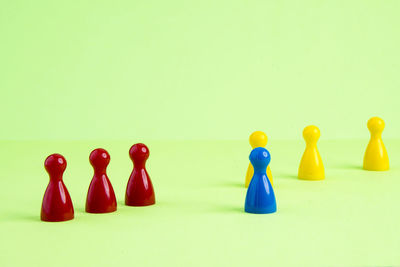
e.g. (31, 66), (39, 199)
(86, 148), (117, 213)
(125, 143), (155, 206)
(41, 154), (74, 222)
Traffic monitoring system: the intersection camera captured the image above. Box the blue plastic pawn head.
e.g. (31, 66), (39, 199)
(249, 147), (271, 171)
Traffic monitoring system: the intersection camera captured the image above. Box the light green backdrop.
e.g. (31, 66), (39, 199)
(1, 0), (399, 140)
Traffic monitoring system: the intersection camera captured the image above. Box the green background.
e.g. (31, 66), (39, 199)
(1, 0), (399, 140)
(1, 140), (400, 266)
(1, 1), (400, 266)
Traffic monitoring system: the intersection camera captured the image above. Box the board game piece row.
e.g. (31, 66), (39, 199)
(41, 143), (155, 222)
(244, 117), (389, 214)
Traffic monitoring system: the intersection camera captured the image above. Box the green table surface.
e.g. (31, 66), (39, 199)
(1, 140), (399, 267)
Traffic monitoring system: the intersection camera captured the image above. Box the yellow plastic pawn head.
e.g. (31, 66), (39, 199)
(249, 131), (268, 148)
(298, 125), (325, 180)
(303, 125), (320, 144)
(363, 117), (389, 171)
(367, 117), (385, 137)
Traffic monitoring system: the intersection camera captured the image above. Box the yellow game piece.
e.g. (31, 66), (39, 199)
(245, 131), (273, 187)
(298, 125), (325, 180)
(363, 117), (389, 171)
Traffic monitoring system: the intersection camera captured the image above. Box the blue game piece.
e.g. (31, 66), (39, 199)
(244, 147), (277, 214)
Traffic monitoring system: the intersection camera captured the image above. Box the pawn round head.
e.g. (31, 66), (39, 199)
(367, 117), (385, 134)
(89, 148), (110, 171)
(249, 147), (271, 170)
(129, 143), (150, 164)
(249, 131), (268, 148)
(303, 125), (320, 144)
(44, 153), (67, 179)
